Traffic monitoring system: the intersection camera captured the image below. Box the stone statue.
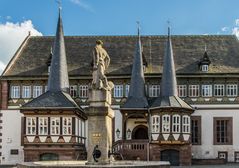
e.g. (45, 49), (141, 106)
(92, 40), (113, 90)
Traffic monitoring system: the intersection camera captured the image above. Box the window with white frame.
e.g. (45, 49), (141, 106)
(22, 86), (31, 98)
(151, 115), (160, 133)
(227, 84), (237, 97)
(125, 85), (130, 97)
(189, 85), (199, 97)
(172, 115), (181, 133)
(70, 85), (77, 98)
(182, 115), (190, 133)
(214, 84), (224, 97)
(177, 85), (187, 97)
(114, 85), (123, 98)
(79, 85), (88, 98)
(33, 85), (43, 98)
(202, 85), (212, 97)
(162, 115), (170, 133)
(63, 117), (72, 135)
(202, 65), (209, 72)
(45, 85), (48, 92)
(149, 85), (160, 97)
(51, 117), (60, 135)
(11, 86), (20, 98)
(39, 117), (48, 135)
(26, 117), (36, 135)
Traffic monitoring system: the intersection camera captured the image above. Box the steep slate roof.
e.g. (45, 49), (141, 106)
(22, 10), (84, 113)
(121, 28), (148, 109)
(150, 28), (192, 110)
(3, 35), (239, 77)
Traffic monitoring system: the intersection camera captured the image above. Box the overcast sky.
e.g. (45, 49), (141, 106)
(1, 0), (239, 73)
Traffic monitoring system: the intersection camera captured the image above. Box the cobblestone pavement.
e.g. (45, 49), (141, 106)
(172, 163), (239, 168)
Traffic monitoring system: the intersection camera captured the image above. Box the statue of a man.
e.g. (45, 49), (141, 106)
(92, 40), (111, 90)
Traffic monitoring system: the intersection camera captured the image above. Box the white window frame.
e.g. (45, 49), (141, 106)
(45, 85), (48, 92)
(39, 117), (48, 135)
(226, 84), (237, 97)
(51, 117), (60, 135)
(125, 84), (130, 97)
(114, 85), (123, 98)
(79, 85), (88, 98)
(149, 85), (160, 97)
(11, 85), (20, 98)
(172, 115), (181, 133)
(70, 85), (77, 98)
(26, 117), (36, 135)
(22, 86), (31, 98)
(202, 65), (208, 72)
(63, 117), (72, 135)
(214, 84), (224, 97)
(202, 85), (212, 97)
(182, 115), (190, 133)
(33, 85), (43, 98)
(189, 85), (199, 97)
(151, 115), (160, 133)
(162, 115), (170, 133)
(177, 85), (187, 97)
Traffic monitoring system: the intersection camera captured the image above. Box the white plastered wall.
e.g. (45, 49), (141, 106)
(192, 104), (239, 162)
(1, 109), (23, 164)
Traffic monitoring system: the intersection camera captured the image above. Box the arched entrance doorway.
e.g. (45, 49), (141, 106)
(161, 149), (180, 166)
(132, 125), (148, 139)
(40, 153), (59, 161)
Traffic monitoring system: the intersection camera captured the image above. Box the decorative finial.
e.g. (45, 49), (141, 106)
(136, 21), (140, 37)
(56, 0), (62, 10)
(167, 20), (171, 37)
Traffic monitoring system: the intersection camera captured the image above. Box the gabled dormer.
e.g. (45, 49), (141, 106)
(199, 46), (211, 72)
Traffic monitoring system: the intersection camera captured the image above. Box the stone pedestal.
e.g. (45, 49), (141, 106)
(86, 88), (114, 165)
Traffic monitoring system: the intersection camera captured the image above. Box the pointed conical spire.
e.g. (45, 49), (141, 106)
(48, 8), (69, 93)
(160, 26), (177, 97)
(122, 23), (148, 109)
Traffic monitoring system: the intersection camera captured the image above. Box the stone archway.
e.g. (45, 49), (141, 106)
(132, 125), (148, 139)
(161, 149), (180, 166)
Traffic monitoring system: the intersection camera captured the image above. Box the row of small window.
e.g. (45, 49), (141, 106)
(151, 115), (190, 134)
(26, 117), (84, 136)
(11, 84), (239, 99)
(10, 85), (89, 99)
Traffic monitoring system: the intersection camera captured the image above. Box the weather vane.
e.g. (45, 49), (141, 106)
(56, 0), (62, 10)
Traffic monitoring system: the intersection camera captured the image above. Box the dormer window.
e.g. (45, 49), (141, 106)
(202, 65), (208, 72)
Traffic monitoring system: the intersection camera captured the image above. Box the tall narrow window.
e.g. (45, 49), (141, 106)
(11, 86), (20, 98)
(22, 86), (31, 98)
(182, 115), (190, 133)
(79, 85), (88, 98)
(63, 117), (72, 135)
(125, 85), (130, 97)
(149, 85), (160, 97)
(151, 115), (160, 133)
(172, 115), (181, 133)
(70, 85), (77, 98)
(191, 116), (201, 145)
(189, 85), (199, 97)
(114, 85), (123, 98)
(33, 85), (43, 98)
(39, 117), (48, 135)
(26, 117), (36, 135)
(202, 85), (212, 97)
(177, 85), (187, 97)
(51, 117), (60, 135)
(162, 115), (170, 133)
(44, 85), (48, 92)
(214, 84), (224, 97)
(214, 117), (232, 145)
(227, 84), (237, 97)
(202, 65), (209, 72)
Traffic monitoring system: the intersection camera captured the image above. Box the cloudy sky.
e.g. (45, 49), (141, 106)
(1, 0), (239, 73)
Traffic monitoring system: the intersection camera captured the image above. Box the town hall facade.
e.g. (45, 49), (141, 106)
(1, 10), (239, 166)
